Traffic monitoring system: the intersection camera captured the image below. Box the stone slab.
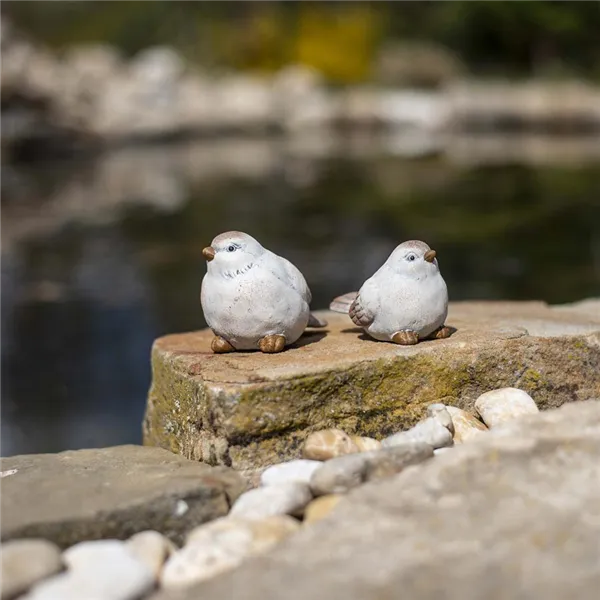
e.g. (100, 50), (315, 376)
(152, 400), (600, 600)
(143, 300), (600, 470)
(0, 445), (245, 548)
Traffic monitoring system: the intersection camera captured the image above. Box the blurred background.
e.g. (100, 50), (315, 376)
(2, 1), (599, 457)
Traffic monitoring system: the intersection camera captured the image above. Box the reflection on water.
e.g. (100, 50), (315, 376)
(2, 135), (599, 456)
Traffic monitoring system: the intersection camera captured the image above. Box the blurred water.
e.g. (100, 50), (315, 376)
(2, 135), (599, 456)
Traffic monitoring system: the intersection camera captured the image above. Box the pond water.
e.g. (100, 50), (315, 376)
(2, 134), (599, 456)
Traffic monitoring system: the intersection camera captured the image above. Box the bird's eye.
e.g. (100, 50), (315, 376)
(407, 254), (416, 261)
(227, 245), (236, 253)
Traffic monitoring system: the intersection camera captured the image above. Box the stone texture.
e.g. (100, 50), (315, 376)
(475, 387), (539, 428)
(126, 531), (175, 580)
(302, 429), (359, 461)
(426, 403), (454, 434)
(143, 301), (600, 471)
(151, 400), (600, 600)
(162, 516), (300, 589)
(309, 443), (433, 496)
(229, 483), (312, 520)
(1, 539), (62, 600)
(303, 495), (343, 524)
(260, 460), (322, 487)
(433, 447), (453, 456)
(446, 406), (488, 443)
(381, 416), (454, 449)
(0, 445), (246, 548)
(350, 436), (382, 452)
(26, 540), (153, 600)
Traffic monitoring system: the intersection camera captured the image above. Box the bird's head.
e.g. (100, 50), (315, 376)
(388, 240), (439, 278)
(203, 231), (264, 277)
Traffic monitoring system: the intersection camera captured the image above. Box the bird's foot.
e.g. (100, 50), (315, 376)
(211, 336), (235, 353)
(391, 330), (419, 345)
(430, 325), (453, 340)
(258, 334), (286, 353)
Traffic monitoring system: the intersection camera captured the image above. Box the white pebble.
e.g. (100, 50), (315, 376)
(126, 530), (175, 580)
(26, 540), (153, 600)
(475, 388), (538, 428)
(434, 447), (453, 456)
(302, 429), (359, 460)
(1, 539), (62, 599)
(162, 516), (299, 589)
(23, 572), (105, 600)
(310, 443), (433, 496)
(350, 436), (382, 452)
(445, 406), (488, 443)
(309, 452), (368, 495)
(229, 482), (312, 520)
(427, 403), (455, 435)
(381, 417), (453, 449)
(260, 460), (322, 487)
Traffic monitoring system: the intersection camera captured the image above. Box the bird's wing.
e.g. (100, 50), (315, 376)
(265, 251), (312, 303)
(349, 277), (381, 327)
(331, 277), (379, 327)
(349, 293), (375, 327)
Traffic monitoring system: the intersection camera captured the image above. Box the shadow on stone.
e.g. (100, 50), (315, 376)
(293, 331), (328, 349)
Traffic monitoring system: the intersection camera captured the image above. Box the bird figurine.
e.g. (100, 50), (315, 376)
(201, 231), (327, 353)
(329, 240), (451, 345)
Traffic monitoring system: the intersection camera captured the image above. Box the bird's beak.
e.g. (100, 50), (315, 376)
(202, 246), (215, 262)
(424, 249), (437, 263)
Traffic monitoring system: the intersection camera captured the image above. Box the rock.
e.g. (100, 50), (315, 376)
(260, 460), (322, 487)
(1, 539), (62, 599)
(26, 540), (153, 600)
(350, 436), (382, 453)
(273, 66), (335, 132)
(448, 80), (600, 133)
(475, 387), (539, 428)
(151, 400), (600, 600)
(427, 403), (454, 435)
(302, 429), (359, 461)
(229, 483), (312, 520)
(433, 447), (453, 456)
(186, 515), (300, 549)
(381, 417), (454, 450)
(310, 443), (433, 496)
(379, 90), (448, 131)
(309, 453), (366, 496)
(92, 46), (186, 138)
(0, 445), (245, 548)
(126, 531), (175, 580)
(213, 76), (276, 130)
(303, 495), (343, 524)
(375, 42), (464, 88)
(162, 516), (299, 589)
(337, 87), (380, 127)
(445, 406), (488, 443)
(144, 301), (600, 471)
(130, 47), (184, 87)
(161, 542), (239, 591)
(363, 443), (435, 481)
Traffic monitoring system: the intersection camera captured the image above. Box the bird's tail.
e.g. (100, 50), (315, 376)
(329, 292), (358, 314)
(307, 313), (328, 328)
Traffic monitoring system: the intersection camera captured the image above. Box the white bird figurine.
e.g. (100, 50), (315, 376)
(201, 231), (326, 353)
(329, 240), (451, 345)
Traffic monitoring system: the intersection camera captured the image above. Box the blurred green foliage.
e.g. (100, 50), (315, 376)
(4, 1), (600, 82)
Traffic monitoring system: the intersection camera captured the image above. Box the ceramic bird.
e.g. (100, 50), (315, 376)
(201, 231), (326, 353)
(329, 240), (451, 345)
